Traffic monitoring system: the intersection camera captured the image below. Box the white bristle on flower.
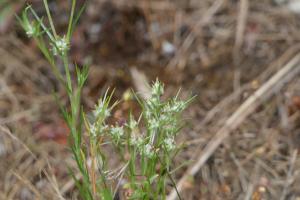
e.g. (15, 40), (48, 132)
(164, 137), (175, 151)
(143, 144), (155, 158)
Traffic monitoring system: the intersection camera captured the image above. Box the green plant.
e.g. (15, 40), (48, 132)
(18, 1), (192, 199)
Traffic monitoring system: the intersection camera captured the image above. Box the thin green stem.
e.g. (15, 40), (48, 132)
(42, 0), (57, 39)
(34, 38), (66, 85)
(67, 0), (76, 41)
(158, 155), (182, 200)
(62, 53), (73, 93)
(28, 6), (55, 42)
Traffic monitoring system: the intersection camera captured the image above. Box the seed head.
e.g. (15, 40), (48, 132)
(110, 126), (124, 142)
(93, 100), (111, 119)
(90, 124), (97, 137)
(164, 137), (175, 151)
(151, 80), (164, 97)
(52, 36), (69, 55)
(143, 144), (155, 158)
(25, 24), (36, 37)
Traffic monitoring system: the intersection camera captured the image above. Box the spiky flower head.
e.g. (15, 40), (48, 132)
(52, 36), (69, 55)
(110, 125), (124, 143)
(151, 79), (164, 97)
(93, 98), (111, 120)
(143, 144), (155, 158)
(17, 6), (41, 38)
(164, 137), (175, 151)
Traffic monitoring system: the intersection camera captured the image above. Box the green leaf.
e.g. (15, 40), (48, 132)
(27, 5), (55, 42)
(68, 2), (86, 39)
(76, 64), (89, 88)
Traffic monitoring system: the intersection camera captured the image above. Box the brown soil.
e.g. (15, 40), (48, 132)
(1, 0), (300, 199)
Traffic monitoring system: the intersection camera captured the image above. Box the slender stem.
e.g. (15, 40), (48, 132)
(67, 0), (76, 41)
(129, 146), (137, 189)
(28, 6), (55, 42)
(62, 53), (73, 93)
(42, 0), (58, 39)
(90, 140), (97, 197)
(34, 38), (66, 85)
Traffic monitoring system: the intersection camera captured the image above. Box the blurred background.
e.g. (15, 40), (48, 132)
(2, 0), (300, 199)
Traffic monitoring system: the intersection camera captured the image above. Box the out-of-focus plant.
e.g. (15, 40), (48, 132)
(18, 1), (192, 199)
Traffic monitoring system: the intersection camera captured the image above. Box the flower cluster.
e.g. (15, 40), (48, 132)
(142, 144), (155, 158)
(93, 99), (111, 119)
(126, 116), (143, 146)
(106, 80), (190, 161)
(151, 79), (164, 97)
(142, 80), (189, 155)
(85, 80), (191, 199)
(18, 5), (70, 57)
(88, 90), (115, 137)
(110, 125), (124, 143)
(51, 36), (70, 55)
(17, 6), (40, 38)
(163, 137), (175, 151)
(25, 24), (36, 37)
